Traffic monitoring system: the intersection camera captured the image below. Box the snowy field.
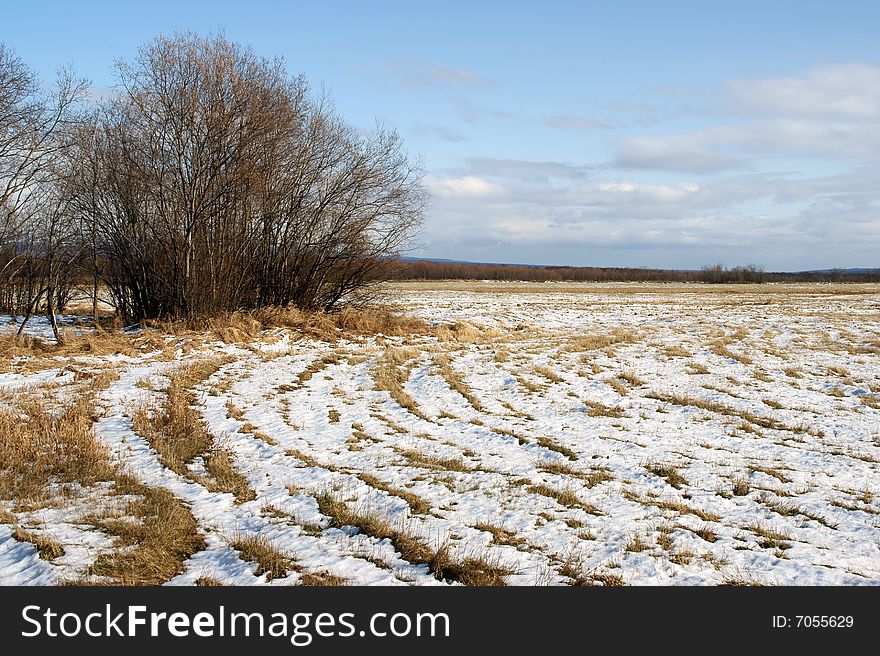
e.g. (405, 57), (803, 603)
(1, 282), (879, 585)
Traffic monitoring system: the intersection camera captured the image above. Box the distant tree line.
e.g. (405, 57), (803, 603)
(390, 260), (880, 284)
(0, 33), (424, 340)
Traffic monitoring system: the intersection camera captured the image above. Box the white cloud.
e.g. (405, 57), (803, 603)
(613, 135), (745, 173)
(427, 176), (503, 198)
(726, 62), (880, 119)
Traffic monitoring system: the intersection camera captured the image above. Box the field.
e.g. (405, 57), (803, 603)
(1, 282), (879, 586)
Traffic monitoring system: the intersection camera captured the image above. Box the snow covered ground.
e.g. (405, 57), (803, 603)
(1, 282), (879, 585)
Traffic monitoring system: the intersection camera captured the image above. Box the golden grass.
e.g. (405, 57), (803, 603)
(433, 353), (486, 411)
(357, 473), (432, 515)
(710, 340), (753, 365)
(646, 462), (688, 489)
(0, 393), (116, 502)
(131, 358), (255, 503)
(535, 436), (578, 461)
(584, 400), (625, 418)
(12, 526), (65, 560)
(527, 484), (600, 514)
(84, 476), (206, 585)
(398, 448), (472, 472)
(622, 488), (720, 522)
(533, 365), (564, 384)
(537, 461), (613, 487)
(152, 306), (429, 343)
(316, 492), (509, 585)
(230, 534), (294, 581)
(473, 522), (527, 548)
(373, 347), (428, 420)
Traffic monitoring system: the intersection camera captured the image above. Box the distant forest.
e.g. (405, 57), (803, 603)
(390, 260), (880, 283)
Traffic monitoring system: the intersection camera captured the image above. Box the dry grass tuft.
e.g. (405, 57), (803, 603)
(357, 473), (432, 515)
(433, 353), (486, 411)
(535, 436), (578, 461)
(85, 477), (206, 585)
(584, 400), (625, 418)
(527, 484), (600, 514)
(131, 359), (254, 503)
(398, 448), (472, 472)
(473, 522), (528, 548)
(316, 492), (509, 585)
(646, 462), (688, 489)
(0, 393), (116, 502)
(230, 534), (295, 581)
(12, 526), (65, 560)
(373, 347), (428, 419)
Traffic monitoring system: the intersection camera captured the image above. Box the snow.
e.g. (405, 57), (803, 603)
(1, 283), (879, 585)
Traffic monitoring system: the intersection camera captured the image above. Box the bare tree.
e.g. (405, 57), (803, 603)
(71, 32), (424, 321)
(0, 44), (89, 341)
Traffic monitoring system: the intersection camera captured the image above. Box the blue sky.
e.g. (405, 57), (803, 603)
(4, 0), (880, 270)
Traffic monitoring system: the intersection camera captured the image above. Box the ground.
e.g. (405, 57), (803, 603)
(1, 281), (878, 586)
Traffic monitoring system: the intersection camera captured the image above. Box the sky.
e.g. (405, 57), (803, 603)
(3, 0), (880, 270)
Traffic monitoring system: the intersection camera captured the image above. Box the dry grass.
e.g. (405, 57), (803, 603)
(607, 377), (629, 396)
(535, 436), (578, 461)
(230, 534), (295, 581)
(646, 462), (688, 489)
(373, 347), (428, 420)
(584, 400), (625, 418)
(710, 340), (753, 365)
(533, 364), (564, 384)
(686, 361), (710, 375)
(398, 448), (472, 472)
(473, 522), (527, 548)
(565, 328), (638, 353)
(297, 353), (341, 386)
(153, 306), (429, 343)
(618, 370), (645, 387)
(12, 526), (65, 560)
(357, 473), (432, 515)
(537, 461), (613, 489)
(84, 476), (206, 585)
(527, 484), (600, 514)
(623, 488), (720, 522)
(663, 345), (691, 358)
(316, 492), (508, 585)
(131, 359), (254, 503)
(433, 353), (486, 411)
(747, 522), (793, 550)
(195, 576), (225, 586)
(647, 390), (812, 435)
(0, 393), (116, 503)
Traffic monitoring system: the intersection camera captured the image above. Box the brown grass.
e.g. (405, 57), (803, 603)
(12, 526), (65, 560)
(373, 347), (428, 419)
(131, 359), (254, 503)
(474, 522), (527, 548)
(230, 534), (295, 581)
(84, 477), (206, 585)
(433, 353), (486, 411)
(584, 400), (625, 418)
(152, 306), (429, 343)
(527, 484), (600, 514)
(535, 436), (578, 461)
(398, 448), (472, 472)
(357, 473), (432, 515)
(316, 492), (507, 585)
(710, 339), (753, 365)
(533, 365), (564, 384)
(0, 393), (116, 502)
(646, 462), (688, 489)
